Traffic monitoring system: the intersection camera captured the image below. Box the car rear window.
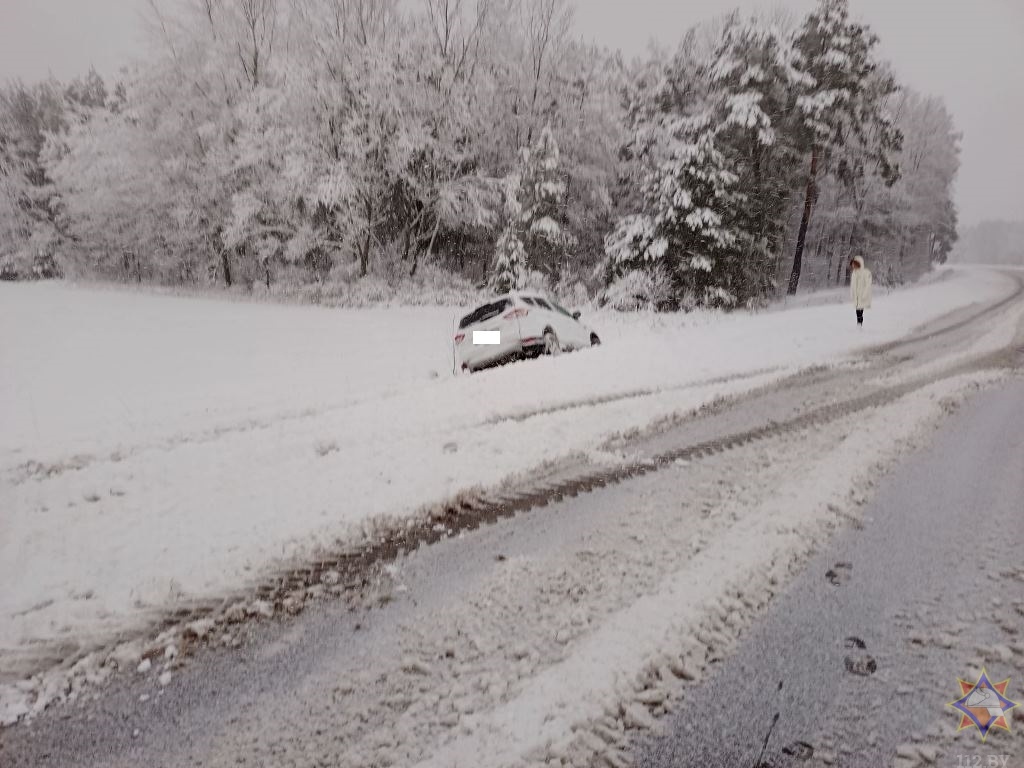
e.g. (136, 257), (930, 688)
(459, 299), (511, 329)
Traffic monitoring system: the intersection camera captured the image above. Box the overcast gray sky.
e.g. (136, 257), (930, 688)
(1, 0), (1021, 226)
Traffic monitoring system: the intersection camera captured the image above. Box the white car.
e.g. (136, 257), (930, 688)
(454, 292), (601, 373)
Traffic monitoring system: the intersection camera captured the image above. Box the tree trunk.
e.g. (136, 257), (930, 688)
(787, 145), (819, 295)
(221, 250), (233, 287)
(839, 228), (855, 284)
(412, 215), (443, 278)
(401, 224), (412, 261)
(402, 207), (426, 263)
(360, 200), (372, 277)
(824, 233), (835, 284)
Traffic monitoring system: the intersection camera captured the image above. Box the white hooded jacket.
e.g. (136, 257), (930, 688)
(851, 255), (872, 310)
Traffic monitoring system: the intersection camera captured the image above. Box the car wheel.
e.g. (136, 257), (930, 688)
(590, 333), (601, 346)
(543, 329), (561, 356)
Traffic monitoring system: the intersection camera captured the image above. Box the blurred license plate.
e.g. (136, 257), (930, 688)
(473, 330), (501, 345)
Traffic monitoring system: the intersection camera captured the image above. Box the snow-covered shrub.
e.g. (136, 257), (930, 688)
(0, 255), (20, 281)
(343, 275), (394, 306)
(0, 231), (65, 280)
(401, 264), (483, 306)
(559, 280), (590, 308)
(603, 266), (674, 311)
(550, 256), (594, 307)
(31, 250), (63, 279)
(270, 258), (483, 308)
(703, 285), (737, 308)
(522, 269), (551, 293)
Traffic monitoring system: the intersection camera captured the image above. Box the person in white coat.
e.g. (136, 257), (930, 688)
(850, 255), (872, 327)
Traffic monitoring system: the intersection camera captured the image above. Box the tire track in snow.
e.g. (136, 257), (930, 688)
(868, 270), (1024, 356)
(479, 367), (785, 426)
(4, 274), (1023, 726)
(34, 311), (1016, 703)
(177, 279), (1024, 628)
(4, 383), (420, 485)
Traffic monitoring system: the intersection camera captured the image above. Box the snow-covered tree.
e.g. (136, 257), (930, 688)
(518, 125), (576, 279)
(490, 221), (528, 293)
(605, 15), (801, 308)
(603, 214), (665, 273)
(521, 126), (565, 239)
(774, 83), (958, 289)
(489, 173), (527, 293)
(785, 0), (901, 294)
(893, 90), (960, 267)
(702, 15), (808, 300)
(0, 80), (69, 274)
(6, 0), (956, 305)
(645, 131), (747, 307)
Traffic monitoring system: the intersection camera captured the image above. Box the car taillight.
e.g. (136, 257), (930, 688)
(454, 333), (465, 344)
(503, 308), (529, 320)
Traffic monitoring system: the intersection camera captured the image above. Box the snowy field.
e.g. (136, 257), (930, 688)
(0, 267), (1014, 689)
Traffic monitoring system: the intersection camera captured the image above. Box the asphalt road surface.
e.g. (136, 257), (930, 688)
(635, 376), (1024, 768)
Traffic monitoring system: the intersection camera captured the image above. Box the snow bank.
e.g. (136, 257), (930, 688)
(0, 268), (1013, 686)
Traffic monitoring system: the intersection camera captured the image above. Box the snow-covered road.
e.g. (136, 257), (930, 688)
(3, 264), (1021, 766)
(634, 377), (1024, 768)
(0, 268), (1020, 728)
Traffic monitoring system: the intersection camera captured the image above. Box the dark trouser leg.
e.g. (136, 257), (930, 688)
(856, 309), (864, 326)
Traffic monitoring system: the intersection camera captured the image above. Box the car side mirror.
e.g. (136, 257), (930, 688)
(572, 310), (581, 320)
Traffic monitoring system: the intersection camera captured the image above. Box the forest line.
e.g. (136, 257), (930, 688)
(0, 0), (960, 309)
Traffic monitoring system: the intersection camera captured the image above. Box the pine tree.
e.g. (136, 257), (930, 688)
(490, 221), (528, 293)
(604, 18), (793, 309)
(603, 213), (666, 277)
(489, 174), (528, 294)
(786, 0), (901, 294)
(704, 17), (806, 301)
(519, 125), (574, 277)
(488, 126), (574, 293)
(521, 126), (566, 242)
(603, 123), (747, 309)
(645, 131), (746, 307)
